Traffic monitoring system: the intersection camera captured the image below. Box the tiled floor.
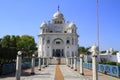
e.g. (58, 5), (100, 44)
(0, 65), (120, 80)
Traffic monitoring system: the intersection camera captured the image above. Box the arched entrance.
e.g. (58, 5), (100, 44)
(52, 38), (64, 57)
(53, 49), (64, 57)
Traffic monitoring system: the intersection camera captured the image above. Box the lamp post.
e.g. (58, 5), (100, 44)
(80, 54), (84, 75)
(31, 54), (35, 75)
(16, 51), (22, 80)
(91, 44), (98, 80)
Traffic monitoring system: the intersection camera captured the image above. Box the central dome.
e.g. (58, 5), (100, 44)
(53, 11), (64, 20)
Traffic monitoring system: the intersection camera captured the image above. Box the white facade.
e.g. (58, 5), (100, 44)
(84, 49), (120, 63)
(38, 8), (79, 58)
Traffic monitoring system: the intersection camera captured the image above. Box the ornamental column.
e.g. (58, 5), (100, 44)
(16, 51), (22, 80)
(91, 44), (98, 80)
(80, 54), (84, 75)
(74, 56), (77, 71)
(31, 54), (35, 75)
(71, 57), (73, 69)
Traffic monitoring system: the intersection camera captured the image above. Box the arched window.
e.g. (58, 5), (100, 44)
(66, 40), (70, 44)
(47, 40), (50, 44)
(56, 41), (60, 44)
(53, 38), (64, 45)
(64, 31), (67, 33)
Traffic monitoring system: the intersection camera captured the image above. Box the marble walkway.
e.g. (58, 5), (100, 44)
(0, 65), (120, 80)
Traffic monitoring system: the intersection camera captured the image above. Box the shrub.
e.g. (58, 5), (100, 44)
(117, 63), (120, 66)
(88, 61), (92, 63)
(99, 62), (106, 64)
(99, 61), (117, 65)
(106, 62), (116, 65)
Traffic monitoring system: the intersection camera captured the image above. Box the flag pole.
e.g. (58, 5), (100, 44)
(96, 0), (100, 61)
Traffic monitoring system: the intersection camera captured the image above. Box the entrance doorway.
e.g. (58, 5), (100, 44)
(53, 49), (64, 57)
(56, 49), (60, 57)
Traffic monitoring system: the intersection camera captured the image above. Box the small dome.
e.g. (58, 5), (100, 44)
(53, 11), (64, 20)
(40, 22), (47, 28)
(69, 22), (76, 28)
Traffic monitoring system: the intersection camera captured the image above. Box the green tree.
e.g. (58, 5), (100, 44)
(0, 38), (2, 48)
(1, 35), (11, 48)
(112, 51), (118, 55)
(10, 35), (17, 47)
(0, 35), (37, 64)
(78, 46), (91, 56)
(0, 35), (17, 64)
(17, 35), (36, 56)
(101, 50), (106, 54)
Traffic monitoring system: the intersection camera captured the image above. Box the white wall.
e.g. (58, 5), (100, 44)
(117, 52), (120, 63)
(84, 53), (120, 63)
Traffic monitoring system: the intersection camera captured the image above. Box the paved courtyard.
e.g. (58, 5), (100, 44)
(0, 65), (119, 80)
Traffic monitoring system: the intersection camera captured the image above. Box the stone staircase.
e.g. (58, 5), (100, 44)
(49, 57), (66, 65)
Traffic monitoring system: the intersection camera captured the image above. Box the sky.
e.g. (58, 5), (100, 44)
(0, 0), (120, 51)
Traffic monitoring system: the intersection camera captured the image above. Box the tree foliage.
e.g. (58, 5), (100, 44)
(112, 51), (118, 55)
(78, 46), (91, 56)
(0, 35), (37, 64)
(1, 35), (11, 48)
(17, 35), (36, 56)
(101, 50), (106, 53)
(10, 35), (17, 47)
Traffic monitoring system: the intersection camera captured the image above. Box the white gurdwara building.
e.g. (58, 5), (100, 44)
(38, 8), (79, 58)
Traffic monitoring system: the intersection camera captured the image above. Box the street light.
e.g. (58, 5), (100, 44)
(18, 51), (22, 55)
